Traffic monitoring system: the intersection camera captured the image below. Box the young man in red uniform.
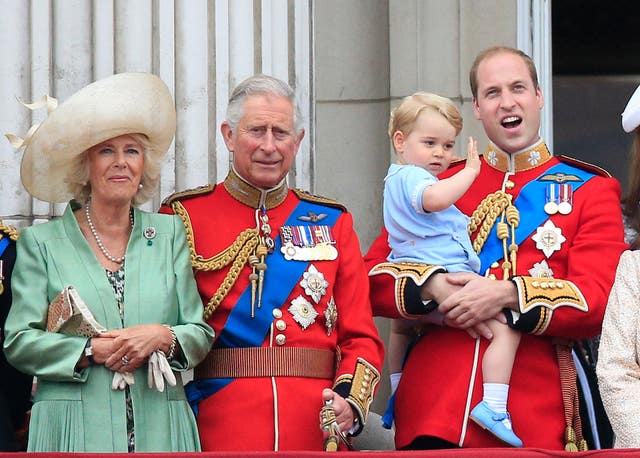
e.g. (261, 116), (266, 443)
(161, 74), (383, 451)
(365, 46), (627, 450)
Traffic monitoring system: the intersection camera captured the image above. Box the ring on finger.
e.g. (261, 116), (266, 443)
(121, 356), (129, 366)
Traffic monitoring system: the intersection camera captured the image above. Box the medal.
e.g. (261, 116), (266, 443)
(324, 296), (337, 336)
(532, 220), (566, 258)
(557, 184), (573, 215)
(279, 225), (338, 261)
(528, 259), (555, 278)
(300, 264), (329, 303)
(544, 184), (559, 215)
(288, 295), (318, 330)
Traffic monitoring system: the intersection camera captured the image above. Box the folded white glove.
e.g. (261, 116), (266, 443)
(147, 350), (177, 392)
(112, 371), (135, 390)
(390, 372), (402, 395)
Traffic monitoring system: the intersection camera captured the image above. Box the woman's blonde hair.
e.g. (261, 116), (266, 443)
(66, 133), (163, 206)
(388, 92), (463, 147)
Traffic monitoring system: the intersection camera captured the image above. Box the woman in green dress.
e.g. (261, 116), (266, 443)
(3, 72), (214, 452)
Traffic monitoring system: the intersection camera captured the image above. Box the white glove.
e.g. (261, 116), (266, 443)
(111, 371), (135, 390)
(147, 350), (177, 392)
(390, 372), (402, 395)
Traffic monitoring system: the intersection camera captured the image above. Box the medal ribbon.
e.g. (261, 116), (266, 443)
(478, 162), (596, 273)
(186, 200), (341, 414)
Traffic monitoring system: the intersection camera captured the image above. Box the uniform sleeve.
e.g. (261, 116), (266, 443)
(329, 212), (384, 427)
(0, 235), (33, 430)
(168, 216), (215, 370)
(509, 176), (627, 338)
(364, 228), (445, 318)
(596, 250), (640, 448)
(3, 228), (88, 381)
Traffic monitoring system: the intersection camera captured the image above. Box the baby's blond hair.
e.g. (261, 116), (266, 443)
(388, 92), (462, 150)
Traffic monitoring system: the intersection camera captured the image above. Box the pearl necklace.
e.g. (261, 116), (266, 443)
(85, 201), (134, 264)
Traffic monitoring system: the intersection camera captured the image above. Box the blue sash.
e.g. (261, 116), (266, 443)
(478, 162), (596, 273)
(186, 199), (341, 415)
(0, 237), (9, 258)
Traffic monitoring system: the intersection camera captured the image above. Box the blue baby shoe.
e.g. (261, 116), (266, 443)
(469, 401), (523, 447)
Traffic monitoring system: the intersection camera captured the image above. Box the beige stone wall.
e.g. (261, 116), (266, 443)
(314, 0), (391, 250)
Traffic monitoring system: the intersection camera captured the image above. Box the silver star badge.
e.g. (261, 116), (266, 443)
(531, 221), (566, 258)
(528, 259), (554, 278)
(288, 295), (318, 330)
(300, 264), (329, 303)
(324, 296), (337, 336)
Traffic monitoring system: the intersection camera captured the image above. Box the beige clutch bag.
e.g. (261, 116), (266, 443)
(46, 285), (107, 337)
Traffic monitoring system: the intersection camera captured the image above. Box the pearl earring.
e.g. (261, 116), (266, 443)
(138, 183), (143, 190)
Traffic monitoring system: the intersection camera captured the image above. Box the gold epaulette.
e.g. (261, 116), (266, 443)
(0, 222), (19, 241)
(161, 184), (216, 207)
(292, 189), (346, 212)
(557, 155), (611, 178)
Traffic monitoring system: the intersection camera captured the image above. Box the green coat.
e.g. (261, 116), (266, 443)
(4, 204), (214, 452)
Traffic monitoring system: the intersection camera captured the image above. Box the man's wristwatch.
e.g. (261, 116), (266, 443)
(84, 339), (95, 365)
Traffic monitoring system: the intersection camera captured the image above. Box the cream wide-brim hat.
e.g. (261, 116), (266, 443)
(20, 72), (176, 203)
(622, 85), (640, 133)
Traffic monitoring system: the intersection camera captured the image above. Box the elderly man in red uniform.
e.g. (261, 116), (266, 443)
(365, 46), (627, 450)
(161, 74), (383, 451)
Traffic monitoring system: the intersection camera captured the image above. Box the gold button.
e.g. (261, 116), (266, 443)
(362, 381), (369, 388)
(532, 281), (540, 287)
(272, 308), (283, 319)
(540, 282), (548, 289)
(505, 180), (515, 189)
(275, 319), (286, 331)
(556, 282), (564, 288)
(275, 334), (286, 345)
(359, 394), (365, 400)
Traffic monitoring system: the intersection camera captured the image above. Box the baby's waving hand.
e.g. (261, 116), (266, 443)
(465, 136), (480, 176)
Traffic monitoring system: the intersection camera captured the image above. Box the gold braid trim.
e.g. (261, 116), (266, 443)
(0, 222), (19, 241)
(171, 200), (260, 319)
(468, 191), (519, 278)
(203, 234), (258, 319)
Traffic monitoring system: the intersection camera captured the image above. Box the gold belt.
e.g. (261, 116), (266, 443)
(194, 347), (336, 380)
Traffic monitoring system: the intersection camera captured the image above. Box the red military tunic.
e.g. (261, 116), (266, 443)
(365, 141), (626, 449)
(161, 169), (383, 451)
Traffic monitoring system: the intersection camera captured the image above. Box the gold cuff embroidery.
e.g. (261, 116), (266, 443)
(368, 262), (444, 286)
(513, 276), (588, 334)
(369, 263), (445, 317)
(343, 358), (380, 424)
